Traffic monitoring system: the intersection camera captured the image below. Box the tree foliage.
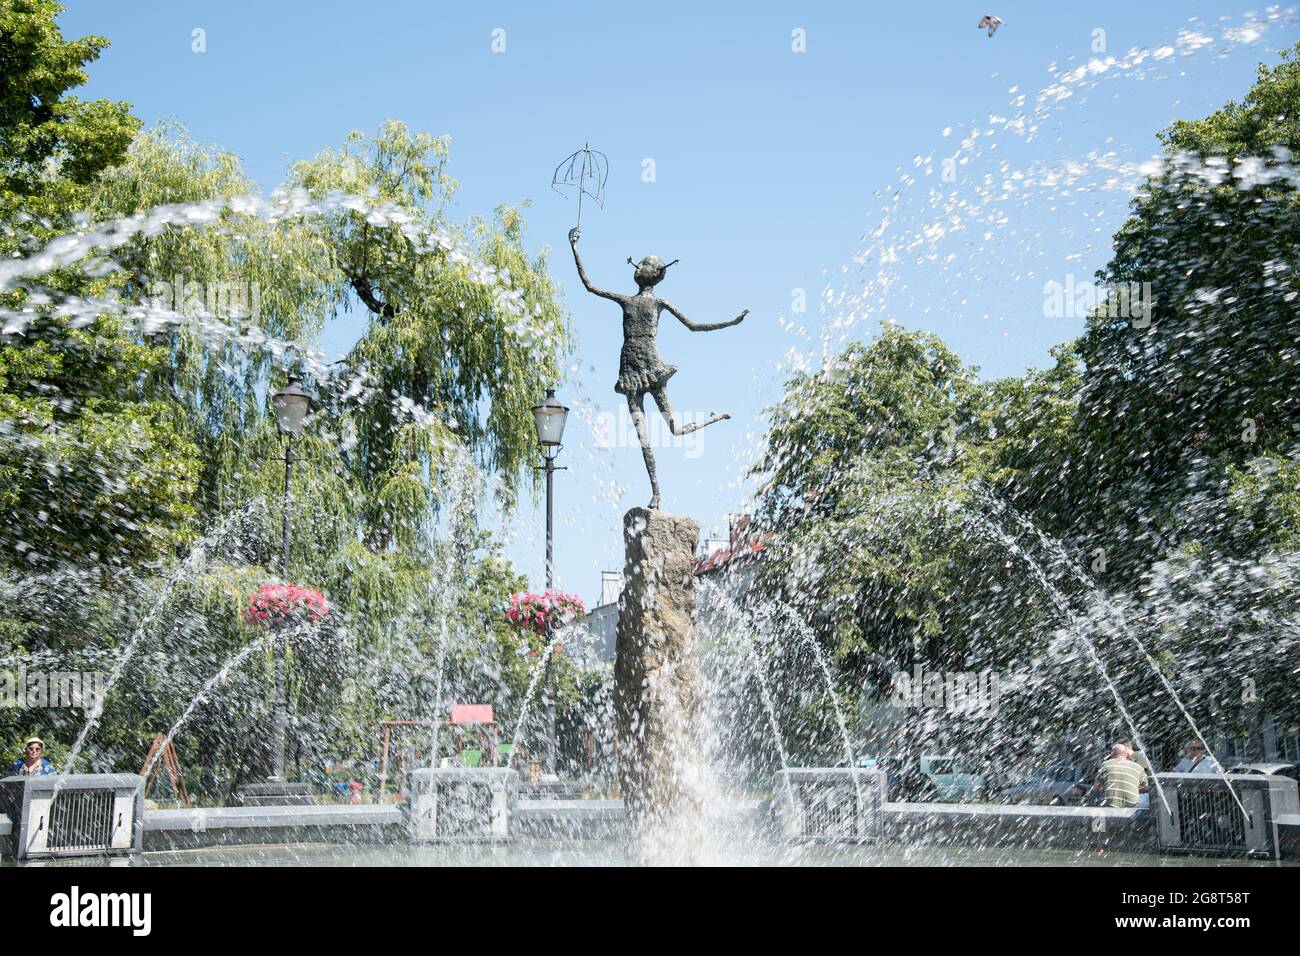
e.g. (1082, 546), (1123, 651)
(0, 0), (194, 569)
(0, 4), (573, 791)
(750, 47), (1300, 766)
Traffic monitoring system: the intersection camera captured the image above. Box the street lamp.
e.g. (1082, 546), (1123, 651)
(531, 388), (569, 590)
(269, 373), (313, 781)
(271, 376), (312, 437)
(531, 388), (568, 777)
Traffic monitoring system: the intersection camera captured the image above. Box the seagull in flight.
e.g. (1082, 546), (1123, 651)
(978, 15), (1003, 37)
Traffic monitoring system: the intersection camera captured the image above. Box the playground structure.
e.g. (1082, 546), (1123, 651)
(139, 733), (190, 807)
(376, 705), (512, 800)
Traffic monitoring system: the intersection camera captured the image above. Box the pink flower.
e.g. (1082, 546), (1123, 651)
(503, 589), (586, 635)
(244, 583), (331, 628)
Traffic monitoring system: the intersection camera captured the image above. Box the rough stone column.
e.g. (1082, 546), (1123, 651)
(614, 507), (705, 864)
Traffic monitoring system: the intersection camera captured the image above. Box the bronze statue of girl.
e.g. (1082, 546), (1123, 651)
(569, 227), (747, 509)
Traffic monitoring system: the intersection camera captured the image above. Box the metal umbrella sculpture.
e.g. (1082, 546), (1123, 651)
(552, 143), (608, 228)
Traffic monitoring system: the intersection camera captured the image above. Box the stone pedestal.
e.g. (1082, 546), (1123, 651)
(614, 507), (705, 864)
(407, 768), (517, 843)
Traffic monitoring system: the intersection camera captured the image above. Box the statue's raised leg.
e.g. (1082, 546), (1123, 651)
(650, 386), (729, 435)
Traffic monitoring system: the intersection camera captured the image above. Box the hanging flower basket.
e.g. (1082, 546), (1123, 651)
(504, 590), (586, 638)
(244, 583), (331, 629)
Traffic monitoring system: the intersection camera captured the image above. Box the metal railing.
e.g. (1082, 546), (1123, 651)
(795, 783), (861, 839)
(48, 788), (115, 852)
(433, 781), (492, 839)
(1177, 787), (1249, 851)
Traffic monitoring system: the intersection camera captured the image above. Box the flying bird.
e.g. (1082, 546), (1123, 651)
(978, 15), (1003, 37)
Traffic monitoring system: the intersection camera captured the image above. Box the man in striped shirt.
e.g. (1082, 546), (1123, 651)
(1091, 744), (1148, 808)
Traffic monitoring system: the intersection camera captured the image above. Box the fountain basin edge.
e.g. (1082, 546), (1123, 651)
(4, 771), (1297, 861)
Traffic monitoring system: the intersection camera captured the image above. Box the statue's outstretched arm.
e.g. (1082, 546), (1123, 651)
(569, 229), (623, 303)
(662, 299), (748, 332)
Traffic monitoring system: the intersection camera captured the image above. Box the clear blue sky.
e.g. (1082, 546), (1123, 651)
(61, 2), (1298, 605)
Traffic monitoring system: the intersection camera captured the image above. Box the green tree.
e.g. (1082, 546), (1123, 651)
(0, 0), (195, 569)
(1075, 43), (1300, 580)
(745, 49), (1300, 767)
(0, 6), (570, 785)
(0, 0), (138, 227)
(89, 122), (571, 546)
(750, 328), (1059, 763)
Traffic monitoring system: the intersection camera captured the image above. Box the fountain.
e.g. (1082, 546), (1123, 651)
(4, 6), (1300, 870)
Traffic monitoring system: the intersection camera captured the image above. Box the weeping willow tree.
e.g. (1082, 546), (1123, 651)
(0, 115), (575, 787)
(1, 2), (567, 786)
(75, 119), (563, 573)
(89, 120), (570, 537)
(77, 119), (571, 595)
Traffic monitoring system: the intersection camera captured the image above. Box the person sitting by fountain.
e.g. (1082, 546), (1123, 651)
(1117, 741), (1151, 774)
(1090, 743), (1147, 809)
(1117, 741), (1152, 808)
(1171, 738), (1223, 774)
(9, 738), (55, 776)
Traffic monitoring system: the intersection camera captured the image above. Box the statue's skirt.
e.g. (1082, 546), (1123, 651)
(616, 360), (678, 397)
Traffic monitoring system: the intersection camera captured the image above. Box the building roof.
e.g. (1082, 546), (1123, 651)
(694, 532), (771, 576)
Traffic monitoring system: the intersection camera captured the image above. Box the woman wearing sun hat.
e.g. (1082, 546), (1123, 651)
(9, 738), (55, 776)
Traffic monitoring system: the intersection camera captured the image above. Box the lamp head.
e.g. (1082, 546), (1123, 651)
(531, 388), (568, 452)
(272, 374), (314, 436)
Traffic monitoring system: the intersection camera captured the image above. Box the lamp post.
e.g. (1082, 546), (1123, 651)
(531, 389), (568, 775)
(269, 374), (312, 781)
(531, 389), (569, 589)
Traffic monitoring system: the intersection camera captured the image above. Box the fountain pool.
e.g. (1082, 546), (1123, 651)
(9, 840), (1290, 868)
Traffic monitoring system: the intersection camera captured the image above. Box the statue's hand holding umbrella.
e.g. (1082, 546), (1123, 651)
(553, 144), (608, 230)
